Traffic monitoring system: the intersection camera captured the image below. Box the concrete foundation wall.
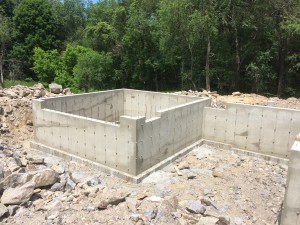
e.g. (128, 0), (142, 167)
(136, 99), (210, 173)
(124, 89), (199, 120)
(32, 98), (138, 175)
(203, 103), (300, 158)
(43, 90), (124, 122)
(281, 134), (300, 225)
(32, 89), (209, 177)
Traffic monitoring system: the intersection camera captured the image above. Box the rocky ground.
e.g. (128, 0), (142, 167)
(177, 90), (300, 110)
(0, 85), (296, 224)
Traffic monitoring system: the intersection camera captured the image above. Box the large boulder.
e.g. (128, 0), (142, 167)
(32, 168), (59, 188)
(49, 83), (62, 94)
(1, 182), (34, 205)
(0, 168), (58, 191)
(0, 173), (34, 191)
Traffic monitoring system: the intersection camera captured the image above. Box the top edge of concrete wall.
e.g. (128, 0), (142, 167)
(158, 98), (209, 113)
(226, 102), (300, 112)
(37, 88), (208, 101)
(39, 89), (125, 100)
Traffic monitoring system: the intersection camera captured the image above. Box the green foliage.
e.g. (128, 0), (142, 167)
(1, 0), (300, 97)
(32, 47), (60, 84)
(73, 51), (113, 91)
(12, 0), (62, 77)
(246, 51), (276, 94)
(0, 0), (16, 17)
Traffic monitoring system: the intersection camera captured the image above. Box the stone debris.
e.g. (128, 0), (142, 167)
(97, 193), (130, 210)
(0, 203), (8, 218)
(186, 200), (206, 214)
(1, 182), (35, 205)
(48, 83), (62, 94)
(0, 84), (72, 146)
(0, 85), (291, 224)
(176, 89), (300, 109)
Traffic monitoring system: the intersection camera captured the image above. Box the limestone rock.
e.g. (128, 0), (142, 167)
(232, 91), (242, 96)
(65, 177), (76, 190)
(50, 182), (65, 192)
(0, 173), (34, 190)
(126, 197), (139, 212)
(0, 203), (8, 218)
(27, 157), (44, 165)
(49, 83), (62, 94)
(33, 90), (45, 98)
(51, 165), (64, 174)
(156, 198), (178, 222)
(63, 88), (72, 95)
(212, 171), (223, 177)
(33, 169), (58, 188)
(7, 158), (21, 172)
(7, 205), (19, 216)
(186, 201), (206, 214)
(1, 182), (34, 205)
(198, 216), (219, 225)
(143, 208), (158, 221)
(0, 165), (4, 181)
(217, 217), (230, 225)
(98, 193), (130, 210)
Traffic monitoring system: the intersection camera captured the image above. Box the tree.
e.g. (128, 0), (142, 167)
(12, 0), (63, 78)
(122, 0), (161, 89)
(32, 47), (60, 84)
(52, 0), (86, 43)
(189, 3), (218, 91)
(54, 44), (91, 89)
(0, 0), (17, 17)
(73, 51), (114, 91)
(0, 11), (11, 88)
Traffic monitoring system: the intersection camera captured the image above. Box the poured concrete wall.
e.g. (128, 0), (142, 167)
(32, 89), (209, 177)
(32, 99), (138, 175)
(43, 90), (124, 122)
(281, 134), (300, 225)
(135, 99), (210, 173)
(124, 89), (198, 120)
(203, 103), (300, 158)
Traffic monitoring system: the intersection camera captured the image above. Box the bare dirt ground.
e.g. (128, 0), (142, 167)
(0, 85), (296, 224)
(178, 90), (300, 110)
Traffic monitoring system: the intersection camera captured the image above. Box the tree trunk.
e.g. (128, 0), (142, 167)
(188, 43), (197, 90)
(154, 72), (158, 91)
(0, 53), (3, 89)
(277, 39), (287, 98)
(205, 35), (211, 92)
(231, 32), (241, 91)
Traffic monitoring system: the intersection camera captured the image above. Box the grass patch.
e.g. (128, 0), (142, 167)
(3, 78), (37, 88)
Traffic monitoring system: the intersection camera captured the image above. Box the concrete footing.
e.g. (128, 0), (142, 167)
(281, 134), (300, 225)
(31, 139), (205, 183)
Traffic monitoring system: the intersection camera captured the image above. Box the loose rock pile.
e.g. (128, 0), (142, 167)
(0, 84), (71, 145)
(0, 85), (290, 224)
(177, 90), (300, 109)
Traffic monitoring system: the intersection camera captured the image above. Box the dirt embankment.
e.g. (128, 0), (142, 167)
(177, 90), (300, 110)
(0, 84), (71, 146)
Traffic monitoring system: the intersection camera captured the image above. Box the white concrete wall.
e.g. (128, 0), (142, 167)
(32, 98), (137, 175)
(136, 99), (211, 173)
(281, 134), (300, 225)
(43, 90), (124, 122)
(123, 89), (200, 120)
(203, 103), (300, 158)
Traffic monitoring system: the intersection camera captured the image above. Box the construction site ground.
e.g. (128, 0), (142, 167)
(0, 85), (297, 224)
